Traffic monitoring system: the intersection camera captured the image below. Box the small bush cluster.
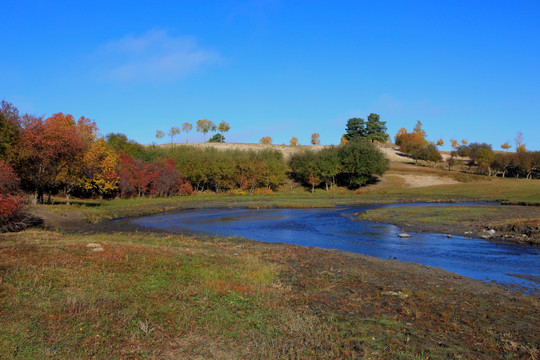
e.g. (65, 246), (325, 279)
(145, 146), (287, 193)
(289, 140), (389, 193)
(0, 160), (40, 232)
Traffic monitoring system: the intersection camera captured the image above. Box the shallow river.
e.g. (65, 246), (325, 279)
(129, 205), (539, 293)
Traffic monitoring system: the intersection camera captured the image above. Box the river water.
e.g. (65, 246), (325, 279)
(129, 205), (540, 293)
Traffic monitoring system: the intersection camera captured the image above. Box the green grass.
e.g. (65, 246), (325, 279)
(359, 205), (504, 224)
(384, 178), (540, 204)
(357, 204), (540, 244)
(1, 229), (538, 359)
(34, 174), (540, 225)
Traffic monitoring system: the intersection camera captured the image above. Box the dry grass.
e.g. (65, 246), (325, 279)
(1, 229), (539, 359)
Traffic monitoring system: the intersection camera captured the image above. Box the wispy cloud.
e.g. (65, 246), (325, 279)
(94, 29), (221, 83)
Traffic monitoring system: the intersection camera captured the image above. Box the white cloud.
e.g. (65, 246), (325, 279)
(95, 29), (221, 83)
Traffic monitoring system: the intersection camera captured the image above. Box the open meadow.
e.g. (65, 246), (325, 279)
(1, 157), (539, 359)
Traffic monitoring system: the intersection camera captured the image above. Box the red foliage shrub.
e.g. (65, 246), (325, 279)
(117, 155), (193, 198)
(0, 161), (35, 232)
(0, 159), (19, 193)
(0, 193), (25, 222)
(152, 158), (193, 196)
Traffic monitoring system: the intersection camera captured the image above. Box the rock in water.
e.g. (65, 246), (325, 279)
(398, 233), (411, 238)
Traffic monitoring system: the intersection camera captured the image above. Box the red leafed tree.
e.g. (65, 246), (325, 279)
(0, 159), (19, 193)
(117, 155), (192, 198)
(152, 158), (193, 196)
(15, 113), (95, 203)
(0, 160), (27, 232)
(117, 154), (159, 197)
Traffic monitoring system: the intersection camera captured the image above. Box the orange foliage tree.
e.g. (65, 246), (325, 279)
(289, 136), (299, 147)
(259, 136), (272, 145)
(394, 122), (427, 154)
(311, 133), (321, 145)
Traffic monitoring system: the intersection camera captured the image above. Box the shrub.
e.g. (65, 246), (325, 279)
(0, 160), (40, 232)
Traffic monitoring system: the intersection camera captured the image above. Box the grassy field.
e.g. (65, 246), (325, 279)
(3, 161), (539, 358)
(1, 229), (538, 359)
(34, 170), (540, 225)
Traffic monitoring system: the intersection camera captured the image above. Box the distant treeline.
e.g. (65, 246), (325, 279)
(142, 145), (287, 193)
(454, 144), (540, 179)
(395, 121), (539, 179)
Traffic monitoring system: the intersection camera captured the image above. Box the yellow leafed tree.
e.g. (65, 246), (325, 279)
(82, 139), (119, 198)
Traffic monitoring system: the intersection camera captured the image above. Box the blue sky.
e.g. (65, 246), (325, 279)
(2, 1), (539, 150)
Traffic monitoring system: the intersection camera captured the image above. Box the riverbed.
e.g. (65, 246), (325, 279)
(129, 205), (539, 293)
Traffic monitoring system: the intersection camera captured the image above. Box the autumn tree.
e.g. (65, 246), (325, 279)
(217, 121), (230, 143)
(413, 121), (427, 138)
(152, 158), (192, 196)
(182, 122), (193, 143)
(311, 133), (320, 145)
(436, 139), (444, 147)
(0, 160), (28, 233)
(501, 142), (512, 151)
(260, 136), (272, 145)
(56, 116), (99, 204)
(14, 113), (94, 204)
(79, 139), (118, 199)
(117, 154), (159, 197)
(0, 159), (19, 194)
(196, 119), (216, 142)
(155, 130), (164, 142)
(450, 139), (459, 150)
(289, 136), (299, 147)
(394, 128), (407, 146)
(0, 100), (21, 160)
(461, 139), (468, 145)
(169, 126), (180, 145)
(394, 128), (426, 154)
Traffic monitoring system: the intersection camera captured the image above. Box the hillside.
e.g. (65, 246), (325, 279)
(157, 141), (460, 189)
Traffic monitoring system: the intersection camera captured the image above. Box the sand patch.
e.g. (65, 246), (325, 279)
(395, 174), (460, 188)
